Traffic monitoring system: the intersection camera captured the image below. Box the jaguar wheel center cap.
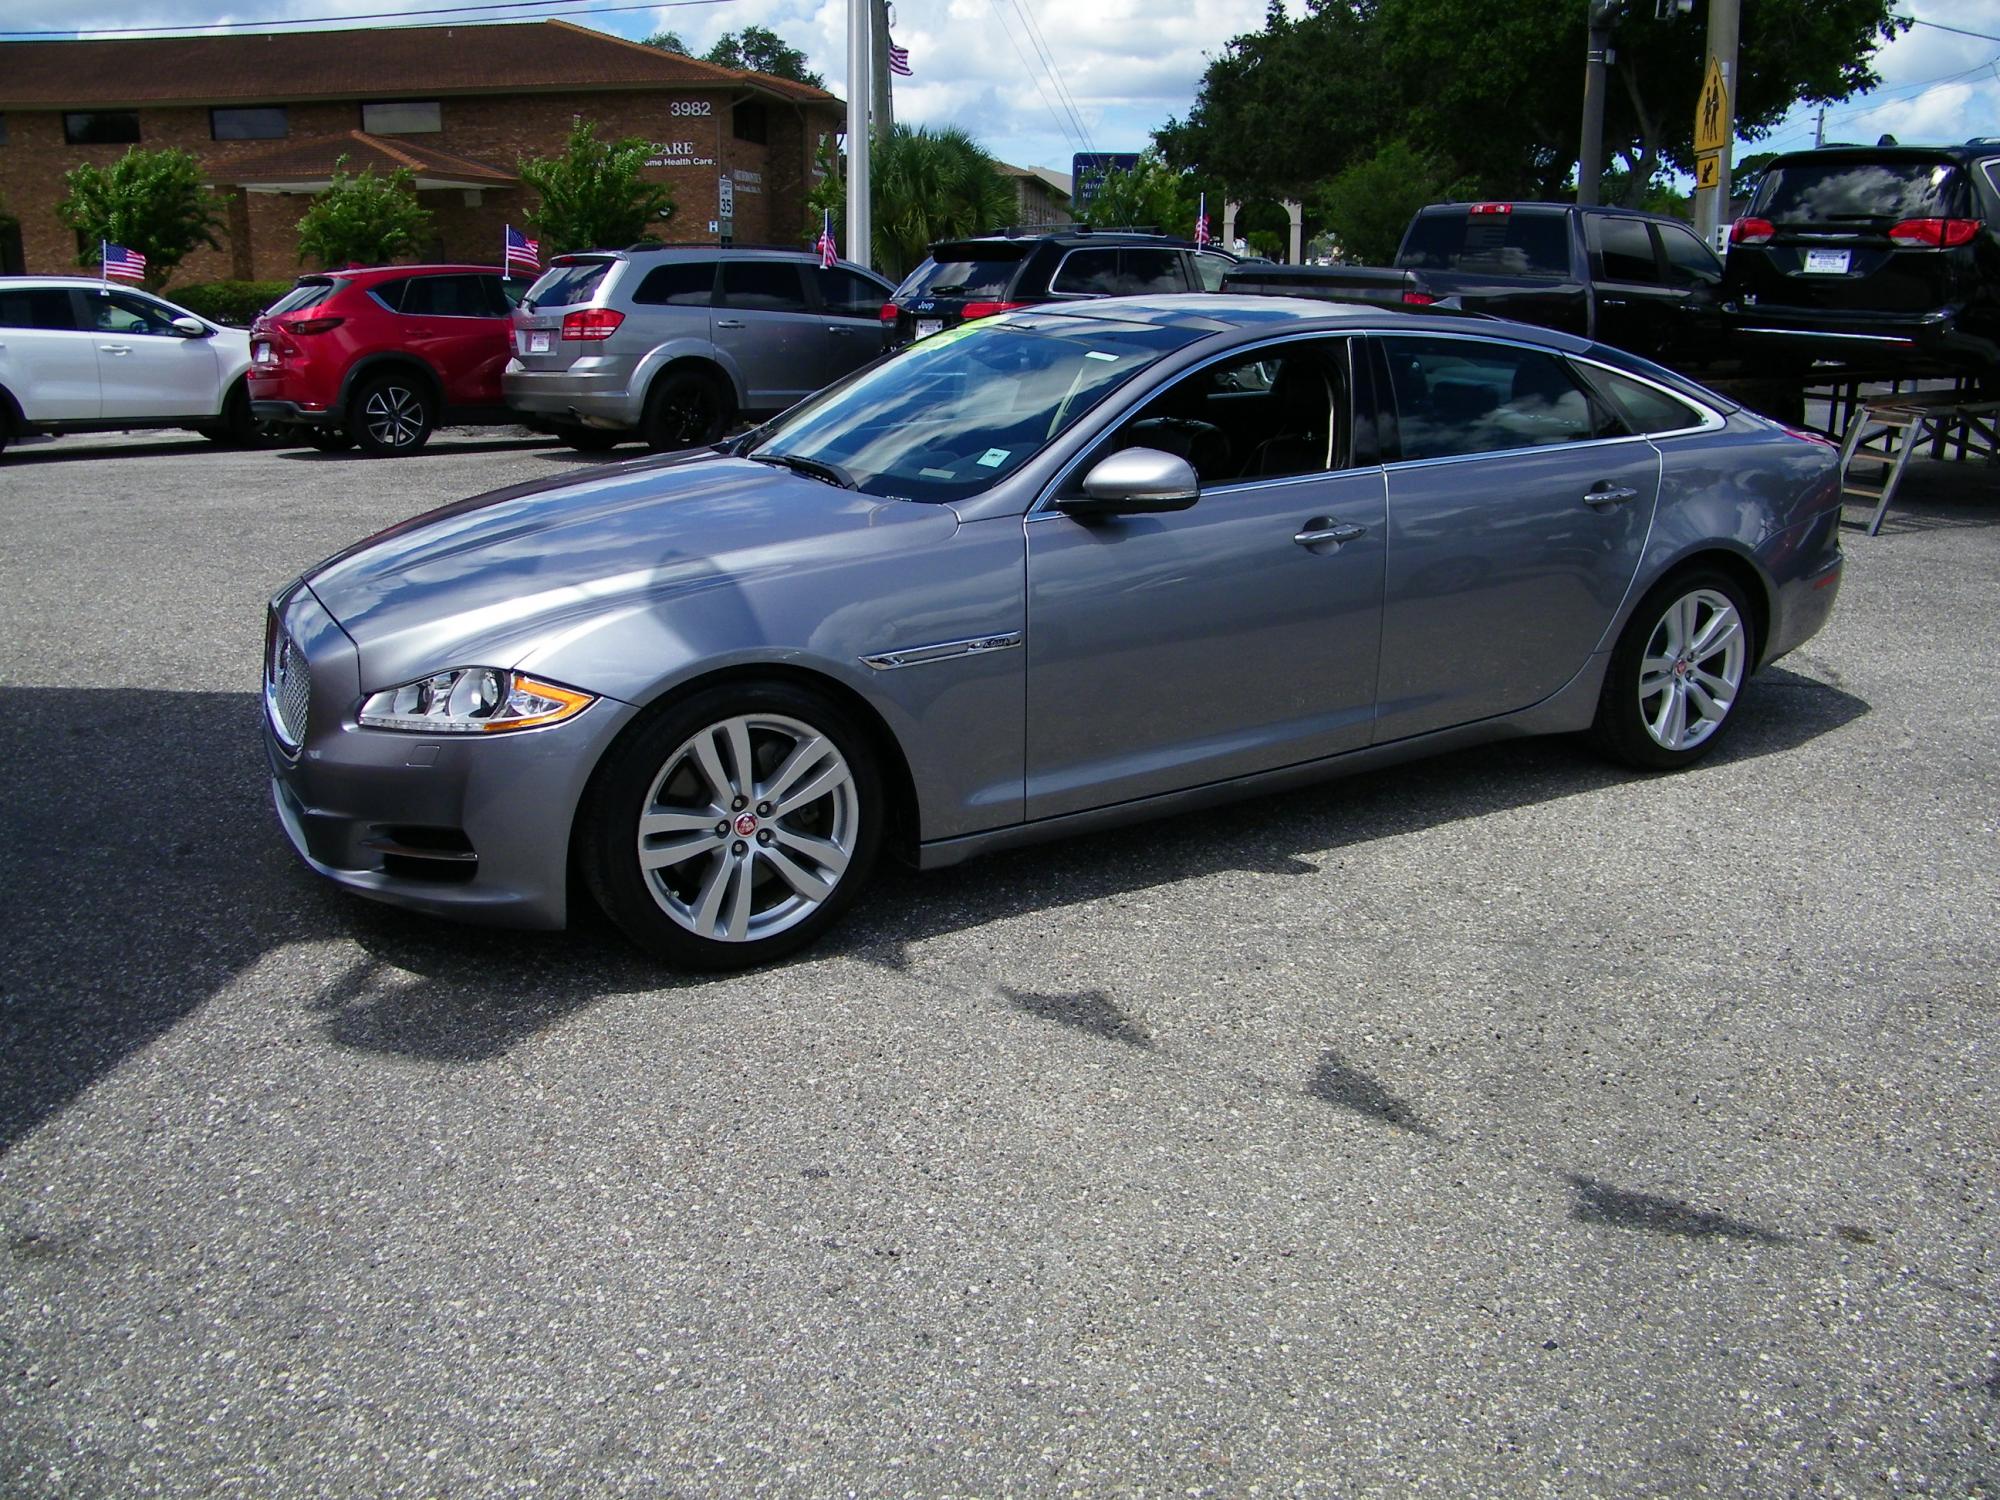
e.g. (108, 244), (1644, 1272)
(734, 812), (760, 837)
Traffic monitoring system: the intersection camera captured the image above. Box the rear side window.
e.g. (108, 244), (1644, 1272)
(396, 275), (506, 317)
(718, 262), (808, 313)
(1051, 247), (1121, 294)
(266, 281), (336, 317)
(1120, 248), (1190, 293)
(1379, 335), (1615, 459)
(1399, 210), (1572, 278)
(525, 259), (613, 310)
(0, 288), (80, 330)
(1591, 218), (1660, 283)
(1755, 158), (1962, 222)
(1193, 252), (1234, 292)
(812, 266), (885, 317)
(1583, 368), (1702, 434)
(896, 250), (1026, 300)
(1658, 223), (1722, 286)
(632, 262), (716, 306)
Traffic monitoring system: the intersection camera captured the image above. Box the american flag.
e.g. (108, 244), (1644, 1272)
(503, 224), (541, 275)
(815, 210), (838, 270)
(1195, 193), (1211, 250)
(888, 39), (912, 76)
(101, 241), (147, 282)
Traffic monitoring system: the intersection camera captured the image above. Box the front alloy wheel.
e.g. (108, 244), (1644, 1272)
(1594, 570), (1754, 770)
(583, 684), (881, 968)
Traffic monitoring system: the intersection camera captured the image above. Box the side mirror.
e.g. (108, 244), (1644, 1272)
(1057, 447), (1200, 518)
(170, 315), (210, 338)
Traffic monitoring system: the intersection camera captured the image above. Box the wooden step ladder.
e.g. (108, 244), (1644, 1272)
(1836, 393), (2000, 536)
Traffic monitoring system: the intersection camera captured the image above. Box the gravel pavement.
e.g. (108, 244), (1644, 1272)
(1, 427), (1995, 1498)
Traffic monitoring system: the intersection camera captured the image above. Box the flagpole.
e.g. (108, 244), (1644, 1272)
(845, 0), (871, 271)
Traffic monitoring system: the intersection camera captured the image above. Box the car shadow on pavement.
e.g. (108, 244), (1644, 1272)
(270, 433), (564, 462)
(2, 437), (219, 465)
(0, 666), (1868, 1151)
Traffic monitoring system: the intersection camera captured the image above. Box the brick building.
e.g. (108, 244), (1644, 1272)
(0, 20), (844, 284)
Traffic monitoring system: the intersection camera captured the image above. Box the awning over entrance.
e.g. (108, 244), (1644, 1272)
(212, 130), (518, 192)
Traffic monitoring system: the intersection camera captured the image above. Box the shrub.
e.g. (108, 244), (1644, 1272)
(169, 280), (293, 326)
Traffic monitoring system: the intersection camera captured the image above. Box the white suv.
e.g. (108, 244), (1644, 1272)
(0, 277), (255, 456)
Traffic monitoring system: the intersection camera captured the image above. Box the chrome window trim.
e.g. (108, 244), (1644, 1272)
(1028, 330), (1361, 518)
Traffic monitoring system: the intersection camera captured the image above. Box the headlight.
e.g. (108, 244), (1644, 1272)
(358, 668), (595, 734)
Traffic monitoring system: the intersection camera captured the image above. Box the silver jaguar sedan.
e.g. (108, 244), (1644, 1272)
(263, 296), (1844, 968)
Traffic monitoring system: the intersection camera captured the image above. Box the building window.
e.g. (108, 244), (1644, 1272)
(63, 112), (141, 145)
(211, 106), (288, 141)
(361, 100), (441, 135)
(732, 102), (767, 145)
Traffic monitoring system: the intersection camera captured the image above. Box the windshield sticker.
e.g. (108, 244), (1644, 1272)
(976, 448), (1010, 468)
(919, 466), (956, 479)
(1085, 350), (1119, 361)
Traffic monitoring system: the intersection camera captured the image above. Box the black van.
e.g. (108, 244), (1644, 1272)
(1721, 141), (2000, 380)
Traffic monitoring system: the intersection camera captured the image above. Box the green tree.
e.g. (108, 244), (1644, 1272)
(869, 125), (1015, 280)
(56, 148), (227, 290)
(642, 29), (689, 52)
(1078, 151), (1192, 235)
(519, 119), (675, 256)
(294, 159), (433, 269)
(703, 24), (824, 87)
(803, 132), (845, 241)
(1314, 139), (1465, 263)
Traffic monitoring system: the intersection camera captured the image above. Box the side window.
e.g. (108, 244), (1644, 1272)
(1379, 335), (1614, 460)
(1050, 248), (1120, 295)
(1119, 248), (1190, 293)
(1591, 218), (1661, 283)
(1580, 367), (1703, 434)
(633, 261), (717, 306)
(812, 266), (886, 318)
(369, 278), (410, 313)
(1105, 340), (1350, 486)
(1657, 223), (1722, 287)
(398, 275), (494, 317)
(95, 291), (179, 336)
(1192, 252), (1233, 292)
(718, 262), (808, 313)
(0, 288), (83, 331)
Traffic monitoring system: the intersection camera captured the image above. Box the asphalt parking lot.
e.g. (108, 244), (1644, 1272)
(2, 425), (1995, 1498)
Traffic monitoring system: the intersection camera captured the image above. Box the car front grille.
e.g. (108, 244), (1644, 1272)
(267, 614), (310, 750)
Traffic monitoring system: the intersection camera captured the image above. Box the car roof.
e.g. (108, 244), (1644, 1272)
(0, 276), (177, 289)
(1765, 142), (1995, 166)
(306, 263), (508, 283)
(1019, 292), (1596, 351)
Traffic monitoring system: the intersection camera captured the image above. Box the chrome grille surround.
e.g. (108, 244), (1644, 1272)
(265, 607), (310, 752)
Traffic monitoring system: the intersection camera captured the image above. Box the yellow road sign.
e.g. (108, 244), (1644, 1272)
(1695, 56), (1729, 154)
(1695, 151), (1721, 191)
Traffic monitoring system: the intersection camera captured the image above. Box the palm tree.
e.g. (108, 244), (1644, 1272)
(868, 125), (1016, 280)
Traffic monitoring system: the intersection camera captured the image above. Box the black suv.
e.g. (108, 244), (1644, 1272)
(882, 230), (1238, 347)
(1722, 140), (2000, 380)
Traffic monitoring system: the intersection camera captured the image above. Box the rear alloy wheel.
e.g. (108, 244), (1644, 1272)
(556, 425), (624, 453)
(582, 683), (881, 969)
(1593, 570), (1754, 770)
(643, 369), (729, 451)
(351, 373), (434, 456)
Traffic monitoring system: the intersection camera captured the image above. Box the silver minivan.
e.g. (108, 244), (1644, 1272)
(503, 247), (894, 452)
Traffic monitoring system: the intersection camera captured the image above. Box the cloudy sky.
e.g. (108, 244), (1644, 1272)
(5, 0), (1995, 178)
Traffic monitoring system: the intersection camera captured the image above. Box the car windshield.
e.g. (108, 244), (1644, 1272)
(894, 248), (1027, 300)
(1756, 157), (1962, 222)
(524, 258), (614, 310)
(266, 280), (336, 316)
(747, 316), (1196, 503)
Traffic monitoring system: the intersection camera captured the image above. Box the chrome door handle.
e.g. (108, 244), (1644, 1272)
(99, 343), (131, 355)
(827, 326), (853, 335)
(714, 319), (746, 329)
(1584, 485), (1639, 508)
(1294, 519), (1366, 549)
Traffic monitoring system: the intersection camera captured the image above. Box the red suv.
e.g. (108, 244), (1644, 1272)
(249, 265), (524, 456)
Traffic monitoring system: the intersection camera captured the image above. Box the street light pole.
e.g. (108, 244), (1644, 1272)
(1577, 0), (1615, 206)
(846, 0), (872, 269)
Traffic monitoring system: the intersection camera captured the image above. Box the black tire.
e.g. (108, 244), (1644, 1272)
(349, 371), (435, 456)
(1591, 568), (1757, 771)
(642, 367), (730, 452)
(198, 380), (259, 445)
(555, 425), (625, 453)
(579, 680), (883, 970)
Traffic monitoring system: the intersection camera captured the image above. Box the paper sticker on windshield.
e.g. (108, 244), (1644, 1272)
(919, 467), (956, 479)
(1085, 351), (1119, 362)
(977, 448), (1010, 468)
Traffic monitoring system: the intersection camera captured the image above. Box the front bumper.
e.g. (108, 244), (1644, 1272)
(263, 583), (637, 930)
(502, 362), (645, 429)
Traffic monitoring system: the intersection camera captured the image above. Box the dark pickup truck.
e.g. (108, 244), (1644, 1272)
(1223, 201), (1733, 375)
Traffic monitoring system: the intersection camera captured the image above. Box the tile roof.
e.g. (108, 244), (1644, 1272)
(0, 19), (840, 110)
(216, 130), (517, 186)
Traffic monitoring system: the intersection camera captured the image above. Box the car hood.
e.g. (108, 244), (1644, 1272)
(304, 452), (960, 692)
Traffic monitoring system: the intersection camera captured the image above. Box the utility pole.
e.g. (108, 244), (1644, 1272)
(1577, 0), (1616, 206)
(846, 0), (871, 269)
(1814, 106), (1826, 149)
(872, 0), (893, 142)
(1693, 0), (1740, 245)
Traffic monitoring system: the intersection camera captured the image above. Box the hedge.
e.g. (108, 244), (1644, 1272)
(169, 280), (293, 326)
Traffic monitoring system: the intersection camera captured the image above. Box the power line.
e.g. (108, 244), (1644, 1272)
(1006, 0), (1094, 158)
(1903, 17), (2000, 44)
(984, 0), (1084, 156)
(0, 0), (727, 40)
